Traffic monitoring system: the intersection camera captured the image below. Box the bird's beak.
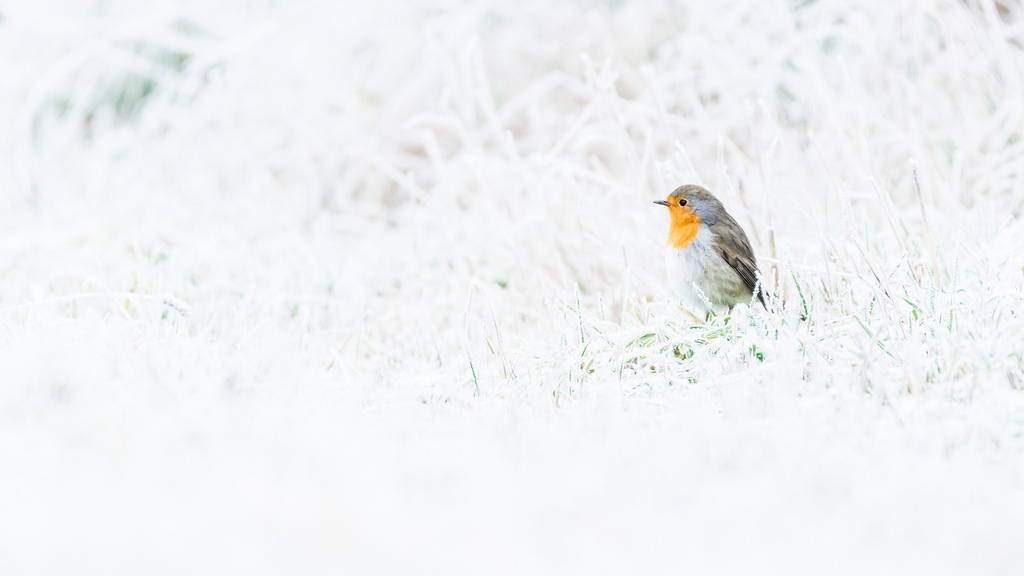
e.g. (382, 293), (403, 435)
(653, 200), (670, 206)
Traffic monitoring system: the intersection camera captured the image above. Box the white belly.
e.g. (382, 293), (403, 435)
(664, 227), (750, 316)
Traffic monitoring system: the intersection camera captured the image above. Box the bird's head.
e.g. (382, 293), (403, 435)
(654, 184), (724, 249)
(653, 184), (721, 226)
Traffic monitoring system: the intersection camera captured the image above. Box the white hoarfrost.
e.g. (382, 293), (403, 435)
(2, 0), (1024, 574)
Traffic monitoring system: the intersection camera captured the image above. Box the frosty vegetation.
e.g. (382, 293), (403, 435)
(2, 0), (1023, 573)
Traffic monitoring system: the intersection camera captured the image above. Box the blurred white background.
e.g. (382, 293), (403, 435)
(2, 0), (1024, 574)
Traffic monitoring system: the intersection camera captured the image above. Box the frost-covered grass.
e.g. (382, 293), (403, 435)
(2, 0), (1024, 573)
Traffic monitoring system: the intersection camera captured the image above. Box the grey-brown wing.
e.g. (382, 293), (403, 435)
(712, 220), (769, 308)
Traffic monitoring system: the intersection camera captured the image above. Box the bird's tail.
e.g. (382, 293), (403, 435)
(754, 279), (808, 321)
(752, 276), (772, 311)
(755, 286), (771, 310)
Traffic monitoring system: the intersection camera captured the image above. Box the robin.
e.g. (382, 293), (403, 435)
(654, 184), (770, 318)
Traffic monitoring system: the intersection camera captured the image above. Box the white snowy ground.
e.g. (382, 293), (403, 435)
(2, 0), (1024, 573)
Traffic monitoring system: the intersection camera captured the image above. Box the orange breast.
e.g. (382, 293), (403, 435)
(667, 208), (702, 249)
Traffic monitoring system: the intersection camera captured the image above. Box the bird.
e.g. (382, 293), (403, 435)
(654, 184), (770, 318)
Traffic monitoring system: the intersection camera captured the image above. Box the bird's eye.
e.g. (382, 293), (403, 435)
(678, 198), (687, 207)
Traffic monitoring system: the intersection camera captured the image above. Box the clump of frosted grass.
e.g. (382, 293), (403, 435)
(2, 0), (1024, 574)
